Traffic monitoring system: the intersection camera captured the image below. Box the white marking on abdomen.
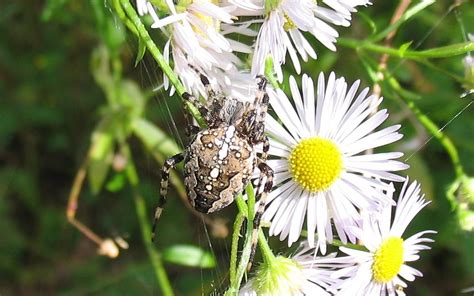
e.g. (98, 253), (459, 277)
(224, 125), (235, 144)
(210, 168), (219, 178)
(218, 143), (229, 160)
(218, 125), (236, 160)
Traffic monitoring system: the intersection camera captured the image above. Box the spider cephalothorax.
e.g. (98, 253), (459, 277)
(152, 72), (274, 269)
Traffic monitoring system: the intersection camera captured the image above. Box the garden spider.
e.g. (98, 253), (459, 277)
(151, 71), (274, 270)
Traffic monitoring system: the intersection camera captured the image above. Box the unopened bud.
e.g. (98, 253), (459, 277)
(98, 239), (120, 258)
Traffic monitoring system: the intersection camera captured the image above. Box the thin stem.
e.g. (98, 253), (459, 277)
(258, 230), (275, 263)
(235, 185), (256, 286)
(370, 0), (411, 152)
(265, 57), (280, 89)
(120, 0), (183, 93)
(406, 100), (465, 178)
(299, 230), (368, 252)
(66, 152), (118, 254)
(112, 0), (138, 35)
(330, 238), (368, 252)
(229, 212), (245, 289)
(369, 0), (433, 43)
(386, 77), (465, 179)
(226, 184), (256, 295)
(235, 193), (249, 215)
(338, 38), (474, 59)
(124, 146), (175, 296)
(118, 0), (205, 126)
(245, 183), (256, 220)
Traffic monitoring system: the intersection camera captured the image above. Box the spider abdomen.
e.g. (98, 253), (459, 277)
(184, 125), (255, 214)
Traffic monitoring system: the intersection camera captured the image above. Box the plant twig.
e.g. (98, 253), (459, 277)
(369, 0), (412, 156)
(373, 0), (412, 99)
(66, 152), (123, 258)
(338, 38), (474, 59)
(124, 145), (175, 296)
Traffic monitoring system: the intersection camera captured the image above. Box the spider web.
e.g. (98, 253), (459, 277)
(112, 1), (473, 294)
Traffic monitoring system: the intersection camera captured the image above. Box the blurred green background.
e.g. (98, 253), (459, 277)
(1, 0), (473, 295)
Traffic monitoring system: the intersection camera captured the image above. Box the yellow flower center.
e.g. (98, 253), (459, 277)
(283, 13), (297, 31)
(372, 237), (404, 283)
(289, 137), (342, 192)
(177, 0), (220, 34)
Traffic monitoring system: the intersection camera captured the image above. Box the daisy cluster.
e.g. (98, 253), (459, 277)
(135, 0), (435, 294)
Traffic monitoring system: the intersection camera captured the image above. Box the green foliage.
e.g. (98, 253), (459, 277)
(162, 245), (216, 268)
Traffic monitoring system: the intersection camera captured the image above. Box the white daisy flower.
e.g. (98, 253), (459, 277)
(229, 0), (371, 81)
(262, 72), (408, 253)
(326, 178), (436, 296)
(239, 244), (340, 296)
(136, 0), (251, 98)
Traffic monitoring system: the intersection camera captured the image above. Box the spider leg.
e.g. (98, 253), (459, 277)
(182, 92), (210, 122)
(188, 63), (216, 98)
(183, 102), (201, 138)
(182, 66), (212, 133)
(247, 161), (274, 271)
(240, 76), (269, 137)
(187, 64), (229, 127)
(260, 136), (270, 164)
(152, 152), (185, 242)
(256, 75), (268, 94)
(254, 75), (269, 127)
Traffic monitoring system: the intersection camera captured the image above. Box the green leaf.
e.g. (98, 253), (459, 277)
(162, 245), (216, 268)
(357, 11), (377, 35)
(91, 46), (114, 102)
(91, 0), (126, 53)
(338, 39), (474, 60)
(399, 41), (413, 55)
(135, 37), (147, 66)
(369, 0), (436, 42)
(88, 125), (114, 195)
(41, 0), (70, 21)
(411, 41), (474, 59)
(132, 118), (181, 157)
(119, 80), (146, 118)
(106, 172), (126, 192)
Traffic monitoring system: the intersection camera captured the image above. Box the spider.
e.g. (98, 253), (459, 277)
(151, 71), (274, 270)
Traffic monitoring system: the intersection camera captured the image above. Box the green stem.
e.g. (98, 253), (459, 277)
(299, 230), (368, 251)
(258, 230), (275, 263)
(338, 38), (474, 60)
(329, 238), (368, 252)
(406, 101), (465, 178)
(226, 185), (256, 295)
(118, 0), (205, 126)
(235, 185), (256, 287)
(120, 0), (183, 93)
(245, 184), (256, 220)
(368, 0), (435, 43)
(229, 212), (245, 291)
(264, 57), (280, 89)
(123, 146), (175, 296)
(235, 194), (249, 216)
(386, 78), (465, 179)
(112, 0), (138, 35)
